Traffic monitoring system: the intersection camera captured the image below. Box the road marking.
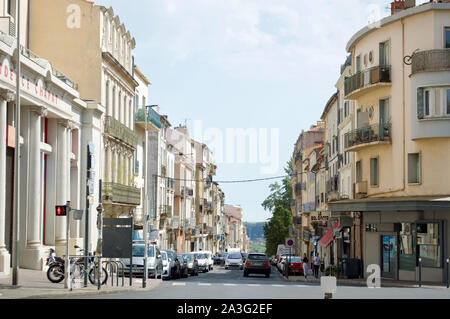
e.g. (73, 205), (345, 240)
(271, 284), (285, 287)
(198, 283), (212, 286)
(224, 283), (237, 286)
(172, 283), (186, 286)
(247, 284), (261, 287)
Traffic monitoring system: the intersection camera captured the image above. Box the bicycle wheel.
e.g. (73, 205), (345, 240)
(88, 267), (108, 286)
(47, 264), (65, 283)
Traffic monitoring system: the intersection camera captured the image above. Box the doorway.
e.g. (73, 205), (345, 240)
(381, 235), (397, 278)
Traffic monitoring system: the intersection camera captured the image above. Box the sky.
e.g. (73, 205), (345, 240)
(95, 0), (428, 223)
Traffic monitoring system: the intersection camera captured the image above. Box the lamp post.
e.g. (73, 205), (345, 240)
(143, 105), (158, 288)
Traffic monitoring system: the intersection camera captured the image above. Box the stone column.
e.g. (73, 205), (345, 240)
(0, 89), (14, 274)
(55, 119), (70, 253)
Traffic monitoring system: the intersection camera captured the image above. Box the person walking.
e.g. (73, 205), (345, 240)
(302, 253), (309, 279)
(313, 253), (321, 278)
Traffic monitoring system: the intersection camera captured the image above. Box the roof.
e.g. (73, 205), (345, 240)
(320, 92), (338, 121)
(346, 2), (450, 53)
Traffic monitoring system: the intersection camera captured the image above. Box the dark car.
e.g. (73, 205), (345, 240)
(243, 253), (271, 278)
(178, 254), (189, 278)
(165, 250), (181, 279)
(184, 253), (199, 276)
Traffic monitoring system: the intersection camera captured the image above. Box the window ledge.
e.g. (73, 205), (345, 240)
(408, 182), (422, 186)
(419, 116), (450, 121)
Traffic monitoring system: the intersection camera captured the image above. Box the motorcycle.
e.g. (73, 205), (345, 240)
(46, 246), (108, 285)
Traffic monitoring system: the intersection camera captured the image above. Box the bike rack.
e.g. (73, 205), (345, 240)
(101, 259), (126, 287)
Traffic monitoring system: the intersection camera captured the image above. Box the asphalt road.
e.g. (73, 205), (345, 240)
(74, 265), (450, 299)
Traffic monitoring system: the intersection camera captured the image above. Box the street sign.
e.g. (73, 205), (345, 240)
(285, 238), (295, 247)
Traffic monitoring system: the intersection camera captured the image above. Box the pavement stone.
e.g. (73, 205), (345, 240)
(0, 269), (162, 299)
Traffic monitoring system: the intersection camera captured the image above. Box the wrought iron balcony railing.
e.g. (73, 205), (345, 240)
(344, 65), (391, 97)
(411, 49), (450, 75)
(344, 122), (391, 150)
(135, 107), (162, 129)
(102, 182), (141, 206)
(104, 115), (138, 147)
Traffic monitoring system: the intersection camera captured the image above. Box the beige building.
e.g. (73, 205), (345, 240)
(329, 1), (450, 283)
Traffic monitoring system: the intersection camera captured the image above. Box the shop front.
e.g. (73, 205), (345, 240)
(329, 197), (450, 283)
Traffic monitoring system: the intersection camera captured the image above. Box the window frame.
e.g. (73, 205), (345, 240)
(407, 152), (421, 185)
(370, 157), (379, 187)
(445, 27), (450, 49)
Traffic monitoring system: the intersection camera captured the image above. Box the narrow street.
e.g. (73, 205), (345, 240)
(75, 265), (450, 299)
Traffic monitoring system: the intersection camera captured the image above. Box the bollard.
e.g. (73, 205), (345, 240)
(418, 257), (422, 288)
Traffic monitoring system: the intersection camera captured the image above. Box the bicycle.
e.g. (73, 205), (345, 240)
(69, 246), (109, 288)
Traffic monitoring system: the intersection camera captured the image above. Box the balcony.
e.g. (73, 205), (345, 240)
(104, 116), (138, 148)
(302, 202), (315, 212)
(411, 49), (450, 75)
(355, 181), (368, 199)
(344, 65), (391, 99)
(102, 182), (141, 206)
(135, 107), (162, 131)
(344, 123), (391, 152)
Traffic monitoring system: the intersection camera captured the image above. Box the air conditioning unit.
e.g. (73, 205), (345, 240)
(0, 16), (15, 37)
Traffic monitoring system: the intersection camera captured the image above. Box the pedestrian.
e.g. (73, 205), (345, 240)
(313, 253), (321, 278)
(302, 253), (309, 279)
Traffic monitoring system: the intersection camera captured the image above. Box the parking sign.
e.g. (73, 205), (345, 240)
(286, 238), (295, 247)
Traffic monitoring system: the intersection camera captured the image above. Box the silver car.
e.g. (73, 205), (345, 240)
(194, 252), (209, 273)
(121, 244), (163, 278)
(225, 253), (243, 270)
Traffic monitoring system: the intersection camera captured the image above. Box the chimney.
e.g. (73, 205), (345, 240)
(391, 0), (405, 15)
(405, 0), (416, 9)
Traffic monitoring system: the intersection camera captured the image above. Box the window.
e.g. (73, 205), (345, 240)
(445, 27), (450, 49)
(399, 223), (415, 270)
(379, 41), (390, 65)
(418, 87), (450, 119)
(408, 153), (420, 184)
(356, 161), (362, 183)
(370, 158), (378, 186)
(447, 89), (450, 115)
(424, 90), (430, 116)
(417, 223), (442, 268)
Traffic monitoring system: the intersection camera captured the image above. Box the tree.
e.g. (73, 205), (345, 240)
(263, 205), (292, 256)
(261, 161), (293, 212)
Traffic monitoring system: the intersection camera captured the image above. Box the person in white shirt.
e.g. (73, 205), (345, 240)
(302, 253), (309, 279)
(313, 253), (321, 278)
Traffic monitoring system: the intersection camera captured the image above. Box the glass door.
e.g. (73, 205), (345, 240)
(381, 235), (397, 278)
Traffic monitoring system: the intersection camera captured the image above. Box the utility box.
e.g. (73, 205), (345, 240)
(320, 276), (337, 295)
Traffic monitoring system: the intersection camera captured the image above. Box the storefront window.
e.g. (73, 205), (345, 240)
(399, 223), (415, 270)
(417, 223), (441, 268)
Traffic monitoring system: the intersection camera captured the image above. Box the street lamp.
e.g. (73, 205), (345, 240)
(143, 104), (158, 288)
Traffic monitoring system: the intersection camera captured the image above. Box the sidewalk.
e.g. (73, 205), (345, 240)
(0, 269), (162, 299)
(281, 273), (450, 289)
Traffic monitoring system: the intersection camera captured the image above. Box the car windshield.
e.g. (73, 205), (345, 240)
(166, 251), (175, 260)
(196, 254), (205, 259)
(228, 254), (241, 259)
(219, 253), (228, 257)
(248, 254), (267, 260)
(290, 257), (302, 263)
(161, 253), (168, 260)
(132, 245), (155, 257)
(184, 254), (193, 261)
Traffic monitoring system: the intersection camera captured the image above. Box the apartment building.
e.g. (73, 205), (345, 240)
(328, 1), (450, 283)
(0, 0), (100, 271)
(29, 1), (141, 253)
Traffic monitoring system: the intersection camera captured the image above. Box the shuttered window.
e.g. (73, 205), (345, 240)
(417, 87), (424, 119)
(370, 158), (378, 187)
(408, 153), (420, 184)
(356, 161), (362, 183)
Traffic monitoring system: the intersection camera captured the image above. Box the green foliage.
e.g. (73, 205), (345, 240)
(261, 161), (294, 257)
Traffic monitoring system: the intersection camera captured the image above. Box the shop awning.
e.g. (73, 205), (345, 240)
(318, 221), (340, 248)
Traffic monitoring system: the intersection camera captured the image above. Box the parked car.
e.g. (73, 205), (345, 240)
(203, 251), (214, 270)
(277, 254), (294, 272)
(225, 253), (243, 270)
(194, 252), (209, 272)
(121, 244), (163, 278)
(282, 256), (304, 276)
(217, 253), (228, 265)
(184, 253), (199, 276)
(161, 251), (171, 280)
(163, 250), (181, 279)
(178, 254), (190, 278)
(243, 253), (271, 278)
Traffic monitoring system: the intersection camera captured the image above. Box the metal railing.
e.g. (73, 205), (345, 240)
(411, 49), (450, 75)
(344, 122), (391, 149)
(135, 107), (162, 129)
(103, 182), (141, 205)
(344, 65), (391, 96)
(104, 115), (138, 147)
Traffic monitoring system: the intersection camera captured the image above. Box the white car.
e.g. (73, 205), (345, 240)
(121, 244), (163, 278)
(225, 253), (243, 270)
(203, 251), (214, 271)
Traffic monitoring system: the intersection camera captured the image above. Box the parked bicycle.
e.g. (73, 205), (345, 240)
(46, 245), (108, 286)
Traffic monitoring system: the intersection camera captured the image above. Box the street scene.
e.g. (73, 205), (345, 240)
(0, 0), (450, 307)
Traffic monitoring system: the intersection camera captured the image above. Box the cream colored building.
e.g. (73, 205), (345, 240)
(29, 1), (141, 252)
(329, 2), (450, 283)
(0, 0), (105, 271)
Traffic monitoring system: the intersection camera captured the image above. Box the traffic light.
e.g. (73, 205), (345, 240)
(55, 205), (68, 216)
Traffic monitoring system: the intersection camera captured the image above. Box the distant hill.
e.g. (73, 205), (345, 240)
(244, 222), (265, 241)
